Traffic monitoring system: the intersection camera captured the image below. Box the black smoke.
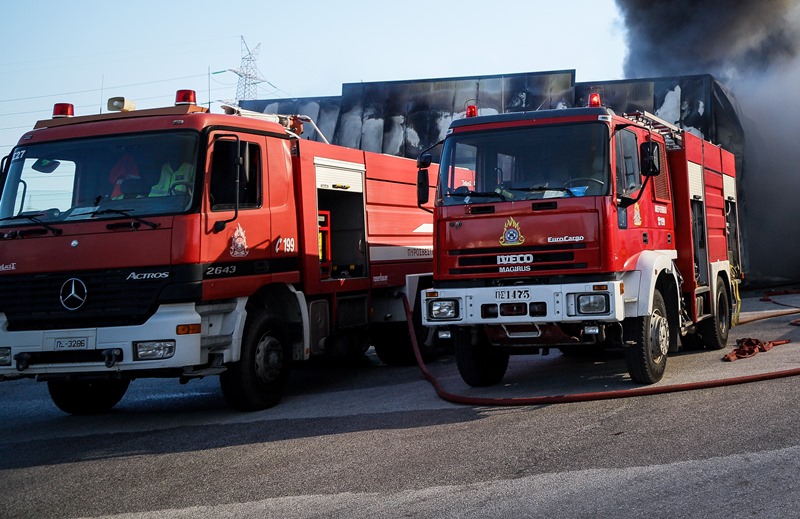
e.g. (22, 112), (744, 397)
(619, 0), (800, 80)
(617, 0), (800, 283)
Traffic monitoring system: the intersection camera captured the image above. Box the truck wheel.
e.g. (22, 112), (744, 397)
(454, 327), (509, 387)
(47, 379), (130, 415)
(624, 289), (669, 384)
(699, 279), (730, 350)
(220, 311), (291, 411)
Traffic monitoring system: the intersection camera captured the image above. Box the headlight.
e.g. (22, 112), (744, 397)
(577, 294), (608, 314)
(134, 341), (176, 360)
(429, 299), (459, 320)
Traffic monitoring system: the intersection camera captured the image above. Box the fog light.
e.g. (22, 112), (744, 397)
(0, 347), (11, 366)
(577, 294), (608, 314)
(429, 299), (459, 320)
(584, 325), (601, 335)
(134, 341), (176, 360)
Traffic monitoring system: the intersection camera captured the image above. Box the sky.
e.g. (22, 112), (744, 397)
(0, 0), (626, 154)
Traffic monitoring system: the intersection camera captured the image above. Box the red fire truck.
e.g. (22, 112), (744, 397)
(0, 90), (434, 413)
(417, 93), (742, 386)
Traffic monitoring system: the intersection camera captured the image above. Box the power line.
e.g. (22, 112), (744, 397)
(0, 73), (209, 104)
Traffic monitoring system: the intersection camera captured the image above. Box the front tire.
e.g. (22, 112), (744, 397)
(624, 289), (669, 384)
(454, 327), (509, 387)
(699, 279), (730, 350)
(220, 311), (291, 411)
(47, 379), (130, 415)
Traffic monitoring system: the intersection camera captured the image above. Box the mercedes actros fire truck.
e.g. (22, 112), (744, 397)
(417, 93), (742, 386)
(0, 90), (434, 413)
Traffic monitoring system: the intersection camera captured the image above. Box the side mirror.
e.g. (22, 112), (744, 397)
(640, 141), (661, 177)
(417, 169), (430, 205)
(417, 153), (432, 169)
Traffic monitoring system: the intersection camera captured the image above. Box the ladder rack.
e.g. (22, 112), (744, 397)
(623, 110), (683, 150)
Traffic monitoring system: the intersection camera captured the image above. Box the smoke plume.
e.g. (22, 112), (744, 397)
(616, 0), (800, 283)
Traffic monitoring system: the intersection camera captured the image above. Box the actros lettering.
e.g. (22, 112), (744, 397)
(126, 272), (170, 281)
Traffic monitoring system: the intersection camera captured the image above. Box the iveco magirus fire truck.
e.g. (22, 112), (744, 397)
(0, 90), (435, 413)
(417, 94), (742, 386)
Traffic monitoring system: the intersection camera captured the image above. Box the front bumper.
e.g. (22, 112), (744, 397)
(421, 281), (625, 326)
(0, 303), (202, 377)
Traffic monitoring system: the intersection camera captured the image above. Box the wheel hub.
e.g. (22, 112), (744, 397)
(254, 335), (282, 383)
(650, 313), (670, 358)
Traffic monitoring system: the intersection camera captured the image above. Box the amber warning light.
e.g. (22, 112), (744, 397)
(588, 93), (602, 108)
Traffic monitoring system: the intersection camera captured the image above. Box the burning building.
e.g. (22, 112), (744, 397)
(241, 33), (797, 284)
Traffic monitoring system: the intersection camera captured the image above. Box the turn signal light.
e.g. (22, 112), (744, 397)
(176, 323), (201, 335)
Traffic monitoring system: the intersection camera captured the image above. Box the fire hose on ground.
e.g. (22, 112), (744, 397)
(401, 293), (800, 406)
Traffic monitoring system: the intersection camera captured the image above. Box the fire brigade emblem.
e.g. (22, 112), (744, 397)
(499, 217), (525, 246)
(633, 203), (643, 226)
(230, 223), (249, 257)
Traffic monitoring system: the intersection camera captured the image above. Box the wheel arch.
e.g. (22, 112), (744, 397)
(246, 283), (309, 361)
(622, 250), (681, 320)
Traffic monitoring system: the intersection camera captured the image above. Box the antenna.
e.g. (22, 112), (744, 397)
(229, 36), (265, 101)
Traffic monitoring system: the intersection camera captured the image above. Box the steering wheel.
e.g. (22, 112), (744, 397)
(169, 182), (193, 196)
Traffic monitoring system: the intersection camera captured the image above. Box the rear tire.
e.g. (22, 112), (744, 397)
(699, 279), (730, 350)
(624, 289), (669, 384)
(454, 327), (509, 387)
(47, 379), (130, 415)
(220, 311), (291, 411)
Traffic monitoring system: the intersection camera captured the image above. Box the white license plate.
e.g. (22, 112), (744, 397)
(495, 289), (530, 300)
(54, 337), (89, 350)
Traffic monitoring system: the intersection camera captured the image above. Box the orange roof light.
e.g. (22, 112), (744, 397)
(588, 93), (602, 108)
(175, 90), (197, 106)
(52, 103), (74, 118)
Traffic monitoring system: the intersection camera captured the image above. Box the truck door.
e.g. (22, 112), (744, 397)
(201, 133), (272, 298)
(614, 128), (674, 252)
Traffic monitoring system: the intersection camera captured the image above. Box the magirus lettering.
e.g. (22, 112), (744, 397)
(126, 271), (170, 281)
(497, 254), (534, 265)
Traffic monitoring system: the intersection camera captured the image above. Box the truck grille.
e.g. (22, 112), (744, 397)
(448, 243), (588, 275)
(0, 266), (201, 332)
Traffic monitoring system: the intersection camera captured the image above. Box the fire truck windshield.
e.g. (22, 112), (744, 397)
(438, 122), (609, 205)
(0, 132), (199, 226)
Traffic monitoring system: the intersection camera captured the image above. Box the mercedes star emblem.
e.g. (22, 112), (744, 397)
(59, 278), (88, 311)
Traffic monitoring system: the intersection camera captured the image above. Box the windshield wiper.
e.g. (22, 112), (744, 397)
(0, 213), (63, 237)
(507, 186), (577, 197)
(448, 190), (509, 201)
(90, 208), (160, 229)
